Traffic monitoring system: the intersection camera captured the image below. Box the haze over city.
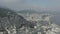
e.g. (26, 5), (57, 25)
(0, 0), (60, 11)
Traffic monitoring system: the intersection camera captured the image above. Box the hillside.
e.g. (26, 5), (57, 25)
(0, 7), (36, 34)
(0, 8), (60, 34)
(0, 7), (17, 17)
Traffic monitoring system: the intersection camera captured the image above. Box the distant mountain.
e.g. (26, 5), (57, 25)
(18, 10), (60, 15)
(42, 11), (60, 15)
(18, 10), (41, 14)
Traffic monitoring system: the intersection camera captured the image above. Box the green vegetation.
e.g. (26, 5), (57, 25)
(0, 7), (16, 17)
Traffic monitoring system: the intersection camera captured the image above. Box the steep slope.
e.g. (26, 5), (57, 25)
(0, 7), (16, 17)
(0, 8), (60, 34)
(18, 13), (60, 34)
(0, 7), (36, 34)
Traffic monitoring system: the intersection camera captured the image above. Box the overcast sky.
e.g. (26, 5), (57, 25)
(0, 0), (60, 11)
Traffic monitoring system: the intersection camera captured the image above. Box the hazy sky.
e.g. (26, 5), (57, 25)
(0, 0), (60, 11)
